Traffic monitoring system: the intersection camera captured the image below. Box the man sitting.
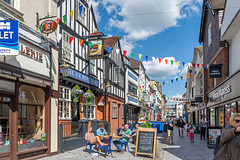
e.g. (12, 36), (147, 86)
(96, 124), (108, 143)
(113, 124), (132, 154)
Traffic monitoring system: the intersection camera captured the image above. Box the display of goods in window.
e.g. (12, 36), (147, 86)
(72, 85), (84, 102)
(83, 89), (95, 105)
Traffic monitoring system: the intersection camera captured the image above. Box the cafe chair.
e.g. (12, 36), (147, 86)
(98, 136), (113, 158)
(121, 141), (130, 152)
(85, 141), (95, 154)
(117, 128), (121, 136)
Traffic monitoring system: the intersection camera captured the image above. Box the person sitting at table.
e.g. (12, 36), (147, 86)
(96, 124), (108, 143)
(113, 124), (132, 154)
(132, 124), (139, 144)
(85, 126), (107, 147)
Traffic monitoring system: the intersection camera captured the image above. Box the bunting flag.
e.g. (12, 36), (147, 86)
(70, 11), (74, 20)
(168, 97), (169, 100)
(159, 83), (161, 86)
(181, 76), (183, 80)
(79, 39), (84, 46)
(177, 61), (180, 66)
(174, 98), (175, 101)
(98, 44), (102, 51)
(101, 0), (102, 2)
(200, 68), (203, 73)
(186, 74), (188, 79)
(176, 78), (178, 81)
(155, 84), (157, 86)
(63, 15), (66, 24)
(197, 64), (200, 68)
(189, 73), (192, 77)
(165, 59), (168, 64)
(123, 50), (127, 57)
(182, 62), (185, 67)
(47, 34), (49, 36)
(142, 86), (144, 88)
(145, 55), (148, 61)
(79, 5), (83, 17)
(139, 54), (142, 60)
(202, 64), (205, 68)
(51, 21), (54, 29)
(116, 49), (120, 54)
(107, 47), (111, 53)
(171, 60), (174, 65)
(163, 82), (165, 85)
(206, 66), (208, 70)
(57, 34), (62, 42)
(158, 58), (161, 63)
(88, 42), (92, 48)
(45, 23), (48, 31)
(40, 26), (43, 32)
(192, 63), (195, 68)
(131, 52), (134, 58)
(153, 94), (155, 96)
(150, 93), (151, 95)
(171, 79), (173, 83)
(56, 18), (59, 27)
(195, 71), (197, 75)
(136, 86), (138, 90)
(69, 36), (74, 44)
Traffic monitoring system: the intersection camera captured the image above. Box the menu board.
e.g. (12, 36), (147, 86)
(135, 128), (157, 159)
(207, 127), (221, 148)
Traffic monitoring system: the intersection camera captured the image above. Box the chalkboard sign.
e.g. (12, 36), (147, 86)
(135, 128), (157, 159)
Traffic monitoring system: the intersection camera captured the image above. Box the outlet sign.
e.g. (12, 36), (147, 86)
(209, 64), (222, 78)
(0, 20), (19, 55)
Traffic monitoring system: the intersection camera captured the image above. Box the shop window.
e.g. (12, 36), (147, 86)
(219, 106), (224, 128)
(231, 102), (236, 115)
(112, 102), (117, 118)
(18, 85), (46, 151)
(238, 101), (240, 113)
(59, 87), (71, 120)
(90, 59), (96, 75)
(0, 97), (10, 153)
(225, 104), (231, 127)
(128, 82), (137, 96)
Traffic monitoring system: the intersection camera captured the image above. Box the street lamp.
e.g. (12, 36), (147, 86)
(60, 61), (70, 77)
(105, 81), (111, 92)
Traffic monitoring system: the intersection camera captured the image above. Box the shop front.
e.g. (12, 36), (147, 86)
(207, 70), (240, 128)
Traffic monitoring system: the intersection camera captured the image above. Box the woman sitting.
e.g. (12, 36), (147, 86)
(85, 126), (107, 147)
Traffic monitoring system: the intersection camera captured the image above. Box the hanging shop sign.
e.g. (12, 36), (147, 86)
(0, 20), (19, 55)
(209, 64), (222, 78)
(39, 20), (57, 34)
(213, 85), (231, 100)
(88, 39), (103, 60)
(19, 43), (43, 62)
(195, 96), (203, 103)
(191, 101), (196, 106)
(66, 68), (99, 87)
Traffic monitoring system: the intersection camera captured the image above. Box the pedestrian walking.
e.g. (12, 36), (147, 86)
(177, 116), (185, 137)
(167, 117), (175, 144)
(213, 113), (240, 160)
(186, 124), (190, 136)
(199, 115), (208, 140)
(189, 126), (194, 143)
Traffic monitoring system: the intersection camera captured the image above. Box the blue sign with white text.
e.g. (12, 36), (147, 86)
(0, 20), (19, 55)
(67, 68), (99, 87)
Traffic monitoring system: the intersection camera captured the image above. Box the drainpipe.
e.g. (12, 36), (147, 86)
(224, 40), (230, 76)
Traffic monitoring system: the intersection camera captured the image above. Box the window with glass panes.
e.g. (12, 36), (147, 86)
(59, 87), (71, 119)
(122, 105), (124, 119)
(78, 5), (87, 26)
(62, 31), (72, 63)
(83, 106), (95, 119)
(3, 0), (14, 6)
(112, 102), (117, 118)
(90, 59), (96, 75)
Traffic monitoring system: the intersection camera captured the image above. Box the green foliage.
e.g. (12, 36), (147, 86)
(139, 121), (152, 128)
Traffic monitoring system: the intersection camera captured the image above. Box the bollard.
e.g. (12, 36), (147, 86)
(78, 119), (89, 137)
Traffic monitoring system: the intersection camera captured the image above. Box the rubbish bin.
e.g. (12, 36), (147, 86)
(78, 119), (89, 137)
(91, 119), (99, 134)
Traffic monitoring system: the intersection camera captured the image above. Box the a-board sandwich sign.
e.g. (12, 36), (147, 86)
(0, 20), (19, 55)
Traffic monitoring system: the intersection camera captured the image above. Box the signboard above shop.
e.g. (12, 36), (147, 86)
(209, 64), (222, 78)
(39, 20), (57, 34)
(0, 20), (19, 55)
(88, 39), (103, 60)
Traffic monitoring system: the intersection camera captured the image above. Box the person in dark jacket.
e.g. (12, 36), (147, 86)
(213, 113), (240, 160)
(177, 116), (185, 136)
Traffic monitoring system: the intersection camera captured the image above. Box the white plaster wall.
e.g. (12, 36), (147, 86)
(230, 29), (240, 75)
(51, 98), (58, 153)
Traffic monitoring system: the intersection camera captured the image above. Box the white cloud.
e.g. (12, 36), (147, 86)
(91, 0), (101, 22)
(100, 0), (201, 41)
(142, 57), (180, 79)
(180, 63), (191, 76)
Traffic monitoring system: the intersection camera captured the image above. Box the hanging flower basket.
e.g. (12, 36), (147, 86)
(83, 89), (95, 105)
(72, 85), (84, 103)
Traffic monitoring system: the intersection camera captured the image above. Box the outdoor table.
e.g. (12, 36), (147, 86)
(99, 135), (122, 139)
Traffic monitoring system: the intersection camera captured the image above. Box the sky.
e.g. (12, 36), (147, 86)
(91, 0), (203, 105)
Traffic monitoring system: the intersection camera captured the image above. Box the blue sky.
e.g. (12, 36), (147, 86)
(92, 0), (203, 103)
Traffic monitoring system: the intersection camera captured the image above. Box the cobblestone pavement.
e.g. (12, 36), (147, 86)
(39, 128), (214, 160)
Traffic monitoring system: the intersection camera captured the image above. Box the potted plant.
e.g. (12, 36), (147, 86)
(72, 85), (84, 103)
(139, 114), (144, 120)
(83, 89), (95, 105)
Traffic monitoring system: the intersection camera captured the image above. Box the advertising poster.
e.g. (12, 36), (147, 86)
(88, 39), (103, 59)
(0, 20), (19, 55)
(208, 127), (221, 145)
